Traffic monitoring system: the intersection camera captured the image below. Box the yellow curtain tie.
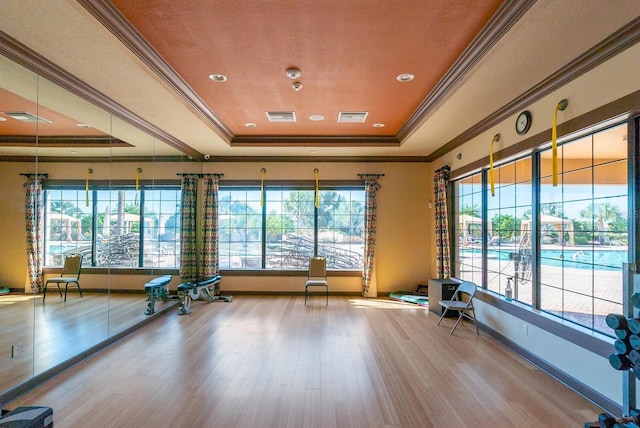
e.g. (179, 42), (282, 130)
(314, 168), (319, 208)
(85, 168), (93, 206)
(260, 168), (266, 207)
(489, 134), (499, 197)
(552, 99), (568, 187)
(135, 168), (142, 191)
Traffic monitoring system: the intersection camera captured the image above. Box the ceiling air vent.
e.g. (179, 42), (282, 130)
(338, 111), (368, 123)
(2, 111), (51, 123)
(266, 111), (296, 123)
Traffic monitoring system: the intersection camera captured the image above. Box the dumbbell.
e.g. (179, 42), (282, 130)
(610, 353), (632, 370)
(599, 412), (616, 427)
(607, 314), (629, 330)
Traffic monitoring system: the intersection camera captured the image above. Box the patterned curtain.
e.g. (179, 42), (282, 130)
(24, 176), (45, 293)
(200, 175), (219, 278)
(362, 179), (381, 297)
(434, 165), (451, 278)
(180, 175), (199, 283)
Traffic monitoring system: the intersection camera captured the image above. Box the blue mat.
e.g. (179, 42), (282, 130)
(389, 291), (428, 306)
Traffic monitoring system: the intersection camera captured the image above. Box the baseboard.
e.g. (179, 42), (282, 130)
(479, 322), (620, 416)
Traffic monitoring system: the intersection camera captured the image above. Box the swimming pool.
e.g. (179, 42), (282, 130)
(459, 248), (628, 271)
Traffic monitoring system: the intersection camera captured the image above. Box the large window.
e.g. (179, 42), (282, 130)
(538, 125), (628, 332)
(453, 173), (484, 285)
(219, 186), (365, 270)
(44, 185), (181, 268)
(452, 122), (629, 335)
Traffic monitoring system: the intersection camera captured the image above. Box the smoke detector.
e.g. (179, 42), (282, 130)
(285, 68), (301, 79)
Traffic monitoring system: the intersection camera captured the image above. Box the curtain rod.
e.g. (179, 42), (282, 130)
(357, 173), (385, 178)
(177, 173), (224, 177)
(20, 173), (48, 178)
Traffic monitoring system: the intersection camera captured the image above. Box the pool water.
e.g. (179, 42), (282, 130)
(460, 248), (628, 271)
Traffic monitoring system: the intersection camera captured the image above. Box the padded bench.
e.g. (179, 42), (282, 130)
(144, 275), (173, 315)
(0, 406), (53, 428)
(177, 275), (231, 315)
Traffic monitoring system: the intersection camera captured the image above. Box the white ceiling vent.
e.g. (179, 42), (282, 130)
(338, 112), (368, 123)
(3, 111), (51, 123)
(266, 111), (296, 123)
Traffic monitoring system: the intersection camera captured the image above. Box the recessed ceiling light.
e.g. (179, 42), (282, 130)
(309, 115), (324, 121)
(70, 150), (77, 154)
(0, 117), (6, 121)
(208, 73), (227, 82)
(77, 123), (90, 128)
(396, 73), (415, 82)
(373, 123), (385, 128)
(245, 122), (257, 128)
(291, 82), (303, 91)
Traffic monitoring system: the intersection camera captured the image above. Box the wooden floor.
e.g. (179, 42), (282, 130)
(7, 295), (601, 427)
(0, 291), (172, 393)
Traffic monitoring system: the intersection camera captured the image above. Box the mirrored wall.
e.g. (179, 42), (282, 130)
(0, 51), (191, 397)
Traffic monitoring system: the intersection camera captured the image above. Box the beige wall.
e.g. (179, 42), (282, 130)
(1, 160), (431, 295)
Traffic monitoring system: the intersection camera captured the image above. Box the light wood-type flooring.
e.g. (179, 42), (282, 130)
(7, 295), (602, 427)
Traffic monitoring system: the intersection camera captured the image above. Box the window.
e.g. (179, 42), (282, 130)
(538, 124), (627, 332)
(44, 185), (181, 268)
(486, 157), (533, 305)
(452, 122), (629, 335)
(453, 173), (483, 285)
(219, 185), (365, 270)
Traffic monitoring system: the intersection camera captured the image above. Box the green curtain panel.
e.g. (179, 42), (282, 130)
(180, 175), (199, 283)
(200, 176), (219, 278)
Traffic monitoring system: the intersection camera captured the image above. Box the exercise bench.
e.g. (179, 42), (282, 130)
(177, 275), (232, 315)
(143, 275), (173, 315)
(0, 406), (53, 428)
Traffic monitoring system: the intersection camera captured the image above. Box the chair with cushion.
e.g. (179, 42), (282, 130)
(436, 280), (478, 335)
(305, 257), (328, 306)
(43, 253), (83, 302)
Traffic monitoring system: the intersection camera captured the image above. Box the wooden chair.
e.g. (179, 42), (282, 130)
(305, 257), (328, 306)
(43, 254), (83, 302)
(436, 281), (478, 335)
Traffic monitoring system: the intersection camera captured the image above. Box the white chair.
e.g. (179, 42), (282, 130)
(436, 281), (478, 335)
(305, 257), (328, 305)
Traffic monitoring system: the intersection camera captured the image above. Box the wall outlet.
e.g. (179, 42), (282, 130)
(522, 324), (529, 336)
(11, 344), (20, 358)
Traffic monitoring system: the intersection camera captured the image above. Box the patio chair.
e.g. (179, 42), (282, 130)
(43, 254), (83, 302)
(436, 281), (478, 335)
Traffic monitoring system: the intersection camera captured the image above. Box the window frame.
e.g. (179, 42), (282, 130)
(218, 180), (365, 272)
(451, 119), (631, 336)
(42, 180), (181, 270)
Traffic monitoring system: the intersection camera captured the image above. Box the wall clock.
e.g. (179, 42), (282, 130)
(516, 110), (532, 135)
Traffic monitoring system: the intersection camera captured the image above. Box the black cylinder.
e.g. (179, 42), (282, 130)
(615, 328), (631, 339)
(610, 353), (632, 370)
(606, 313), (628, 330)
(631, 292), (640, 309)
(629, 318), (640, 334)
(615, 338), (632, 355)
(630, 335), (640, 351)
(630, 350), (640, 366)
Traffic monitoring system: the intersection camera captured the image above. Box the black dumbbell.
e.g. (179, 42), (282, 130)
(610, 353), (632, 370)
(607, 314), (629, 330)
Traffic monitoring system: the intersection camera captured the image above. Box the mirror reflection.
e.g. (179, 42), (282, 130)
(0, 52), (184, 396)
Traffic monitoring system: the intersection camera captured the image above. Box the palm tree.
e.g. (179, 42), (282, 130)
(580, 202), (623, 245)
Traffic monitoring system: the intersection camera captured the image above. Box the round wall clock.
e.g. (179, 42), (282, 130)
(516, 110), (532, 135)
